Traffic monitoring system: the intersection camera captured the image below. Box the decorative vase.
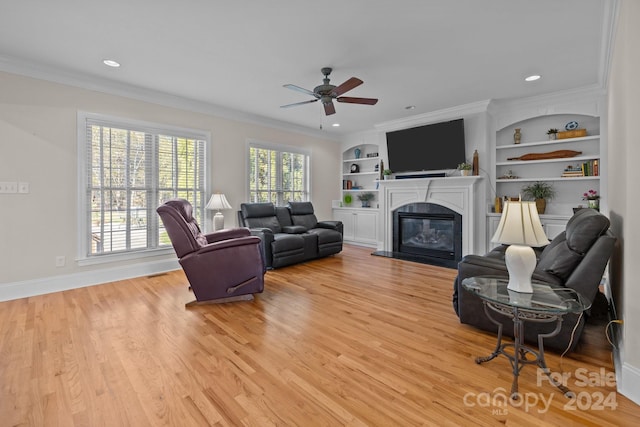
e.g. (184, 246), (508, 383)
(535, 198), (546, 214)
(588, 199), (599, 211)
(354, 148), (361, 159)
(514, 128), (522, 144)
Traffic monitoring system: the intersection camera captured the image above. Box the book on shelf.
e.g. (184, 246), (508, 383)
(561, 160), (599, 178)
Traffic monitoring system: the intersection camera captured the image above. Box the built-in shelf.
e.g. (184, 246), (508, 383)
(497, 176), (600, 183)
(496, 135), (600, 150)
(497, 155), (599, 166)
(343, 156), (380, 162)
(494, 113), (603, 217)
(341, 144), (381, 207)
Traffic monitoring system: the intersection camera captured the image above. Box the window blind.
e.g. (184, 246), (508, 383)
(83, 117), (206, 257)
(248, 144), (309, 206)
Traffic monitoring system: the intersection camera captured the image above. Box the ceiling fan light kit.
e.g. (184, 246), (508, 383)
(281, 67), (378, 116)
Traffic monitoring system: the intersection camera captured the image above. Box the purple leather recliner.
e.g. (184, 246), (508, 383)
(157, 198), (265, 305)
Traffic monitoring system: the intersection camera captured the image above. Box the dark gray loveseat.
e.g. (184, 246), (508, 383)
(238, 202), (343, 268)
(452, 208), (615, 352)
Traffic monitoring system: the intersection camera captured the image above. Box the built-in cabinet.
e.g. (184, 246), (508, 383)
(335, 143), (381, 247)
(333, 208), (378, 246)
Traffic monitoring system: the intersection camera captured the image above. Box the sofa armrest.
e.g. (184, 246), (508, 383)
(458, 254), (509, 274)
(458, 254), (562, 286)
(197, 236), (262, 254)
(317, 220), (343, 234)
(204, 227), (250, 243)
(282, 225), (307, 234)
(246, 227), (275, 268)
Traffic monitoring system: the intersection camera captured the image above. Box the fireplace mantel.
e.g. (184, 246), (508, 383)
(377, 176), (483, 256)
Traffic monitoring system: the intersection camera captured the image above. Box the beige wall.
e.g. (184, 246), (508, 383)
(608, 0), (640, 403)
(0, 71), (340, 286)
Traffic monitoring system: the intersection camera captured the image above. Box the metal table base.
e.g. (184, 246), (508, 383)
(476, 301), (574, 400)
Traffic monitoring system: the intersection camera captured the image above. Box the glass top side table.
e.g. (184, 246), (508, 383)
(461, 276), (591, 400)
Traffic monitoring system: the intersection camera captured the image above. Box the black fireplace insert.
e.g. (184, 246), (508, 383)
(390, 203), (462, 268)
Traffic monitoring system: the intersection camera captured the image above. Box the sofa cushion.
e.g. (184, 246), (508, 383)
(276, 206), (293, 226)
(308, 228), (342, 245)
(241, 203), (282, 233)
(288, 202), (318, 229)
(535, 209), (610, 281)
(165, 198), (208, 247)
(272, 233), (305, 253)
(565, 208), (610, 254)
(535, 240), (583, 281)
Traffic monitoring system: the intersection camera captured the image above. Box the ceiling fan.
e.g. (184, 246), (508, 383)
(281, 67), (378, 116)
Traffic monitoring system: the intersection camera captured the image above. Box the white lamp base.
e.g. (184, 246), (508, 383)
(504, 244), (536, 293)
(213, 211), (225, 231)
(508, 289), (534, 305)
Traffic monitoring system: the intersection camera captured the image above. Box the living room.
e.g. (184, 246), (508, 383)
(1, 0), (639, 424)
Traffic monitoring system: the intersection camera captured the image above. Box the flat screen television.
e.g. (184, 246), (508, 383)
(386, 118), (466, 173)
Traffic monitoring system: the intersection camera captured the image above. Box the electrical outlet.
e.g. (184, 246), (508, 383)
(55, 256), (66, 267)
(18, 182), (29, 194)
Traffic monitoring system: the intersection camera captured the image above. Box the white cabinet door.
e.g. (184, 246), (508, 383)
(332, 209), (355, 241)
(333, 208), (378, 247)
(353, 210), (378, 245)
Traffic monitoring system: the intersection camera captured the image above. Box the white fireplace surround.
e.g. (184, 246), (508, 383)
(378, 176), (483, 256)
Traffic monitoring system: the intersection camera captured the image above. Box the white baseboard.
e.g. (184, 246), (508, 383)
(619, 359), (640, 406)
(0, 259), (180, 302)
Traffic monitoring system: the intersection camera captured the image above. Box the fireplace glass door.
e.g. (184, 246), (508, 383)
(398, 213), (455, 260)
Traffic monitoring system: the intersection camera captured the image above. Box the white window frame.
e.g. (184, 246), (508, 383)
(77, 112), (210, 266)
(246, 139), (310, 206)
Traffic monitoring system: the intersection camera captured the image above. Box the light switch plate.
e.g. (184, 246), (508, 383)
(0, 182), (18, 193)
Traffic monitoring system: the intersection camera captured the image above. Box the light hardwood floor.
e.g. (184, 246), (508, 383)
(1, 244), (638, 426)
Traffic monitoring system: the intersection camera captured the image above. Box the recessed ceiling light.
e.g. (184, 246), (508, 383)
(405, 105), (416, 110)
(103, 59), (121, 68)
(525, 75), (541, 82)
(332, 123), (340, 127)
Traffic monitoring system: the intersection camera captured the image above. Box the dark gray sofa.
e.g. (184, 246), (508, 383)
(238, 202), (343, 268)
(452, 208), (615, 352)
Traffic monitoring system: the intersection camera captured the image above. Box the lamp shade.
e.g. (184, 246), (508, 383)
(206, 193), (232, 211)
(491, 200), (549, 294)
(491, 200), (549, 247)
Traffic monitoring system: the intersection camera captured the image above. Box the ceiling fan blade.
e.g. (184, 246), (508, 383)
(323, 101), (336, 115)
(280, 99), (318, 108)
(336, 96), (378, 105)
(331, 77), (363, 97)
(283, 84), (318, 98)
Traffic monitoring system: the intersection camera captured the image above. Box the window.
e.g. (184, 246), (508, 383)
(78, 113), (208, 261)
(248, 142), (309, 205)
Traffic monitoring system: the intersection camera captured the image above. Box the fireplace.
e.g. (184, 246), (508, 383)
(392, 203), (462, 268)
(375, 176), (482, 262)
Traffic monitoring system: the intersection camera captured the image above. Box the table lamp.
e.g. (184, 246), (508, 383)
(491, 199), (549, 293)
(206, 193), (232, 231)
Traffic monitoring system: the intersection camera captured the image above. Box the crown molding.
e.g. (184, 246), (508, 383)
(373, 99), (491, 133)
(0, 55), (341, 142)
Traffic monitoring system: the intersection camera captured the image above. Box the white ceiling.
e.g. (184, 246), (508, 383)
(0, 0), (615, 136)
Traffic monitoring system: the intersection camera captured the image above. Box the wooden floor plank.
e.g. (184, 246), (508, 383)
(0, 244), (637, 426)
